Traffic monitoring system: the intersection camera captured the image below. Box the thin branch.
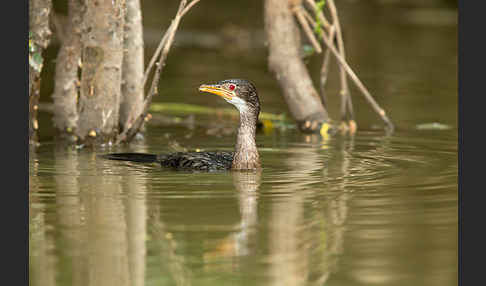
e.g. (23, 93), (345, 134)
(142, 31), (169, 87)
(328, 0), (354, 122)
(319, 25), (334, 108)
(300, 4), (332, 108)
(116, 0), (200, 144)
(298, 4), (331, 108)
(141, 0), (200, 88)
(305, 0), (332, 31)
(305, 0), (354, 122)
(319, 28), (394, 130)
(181, 0), (200, 17)
(292, 5), (322, 54)
(300, 0), (390, 130)
(301, 7), (317, 29)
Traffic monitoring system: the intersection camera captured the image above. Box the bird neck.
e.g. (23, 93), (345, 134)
(232, 110), (261, 170)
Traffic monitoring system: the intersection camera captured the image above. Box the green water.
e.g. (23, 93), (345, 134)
(30, 1), (457, 285)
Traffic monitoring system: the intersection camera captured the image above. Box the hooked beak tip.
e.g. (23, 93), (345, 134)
(198, 85), (207, 92)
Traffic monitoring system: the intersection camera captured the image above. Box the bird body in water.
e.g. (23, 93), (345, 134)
(103, 79), (261, 171)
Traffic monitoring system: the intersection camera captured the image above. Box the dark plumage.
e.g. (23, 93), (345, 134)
(102, 79), (261, 171)
(102, 151), (234, 171)
(158, 151), (234, 171)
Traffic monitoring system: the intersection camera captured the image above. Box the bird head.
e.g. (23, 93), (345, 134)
(199, 79), (260, 115)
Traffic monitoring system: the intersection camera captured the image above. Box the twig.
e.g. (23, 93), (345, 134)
(319, 28), (394, 130)
(116, 0), (200, 144)
(298, 4), (331, 108)
(181, 0), (200, 17)
(292, 6), (322, 54)
(142, 31), (169, 87)
(141, 0), (200, 88)
(300, 0), (391, 130)
(319, 25), (334, 108)
(301, 7), (317, 29)
(301, 5), (331, 108)
(328, 0), (354, 122)
(304, 0), (332, 31)
(306, 0), (353, 121)
(302, 0), (336, 110)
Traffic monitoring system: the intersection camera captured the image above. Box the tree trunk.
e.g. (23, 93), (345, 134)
(77, 0), (125, 144)
(29, 0), (52, 144)
(29, 68), (41, 145)
(264, 0), (329, 133)
(120, 0), (145, 133)
(51, 0), (84, 141)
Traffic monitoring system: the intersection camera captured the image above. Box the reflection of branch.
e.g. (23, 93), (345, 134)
(267, 136), (354, 286)
(53, 149), (87, 286)
(30, 151), (57, 286)
(117, 0), (200, 144)
(326, 137), (353, 259)
(124, 171), (148, 286)
(268, 147), (324, 286)
(303, 137), (355, 285)
(29, 210), (57, 286)
(148, 206), (193, 286)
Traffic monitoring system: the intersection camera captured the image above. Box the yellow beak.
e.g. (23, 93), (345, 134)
(198, 84), (233, 100)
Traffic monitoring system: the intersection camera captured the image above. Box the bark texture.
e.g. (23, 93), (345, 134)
(29, 70), (41, 145)
(120, 0), (145, 131)
(77, 0), (125, 143)
(51, 0), (84, 138)
(29, 0), (52, 144)
(264, 0), (329, 133)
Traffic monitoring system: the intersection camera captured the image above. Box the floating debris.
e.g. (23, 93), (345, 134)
(149, 102), (286, 122)
(415, 122), (452, 130)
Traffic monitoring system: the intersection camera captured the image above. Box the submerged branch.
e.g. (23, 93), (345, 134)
(149, 102), (286, 121)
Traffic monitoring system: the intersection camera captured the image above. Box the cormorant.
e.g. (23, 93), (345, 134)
(102, 79), (261, 171)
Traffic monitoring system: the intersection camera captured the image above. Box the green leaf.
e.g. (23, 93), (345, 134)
(29, 52), (44, 72)
(313, 0), (326, 39)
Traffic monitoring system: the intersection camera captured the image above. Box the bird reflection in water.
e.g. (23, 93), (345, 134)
(202, 170), (261, 270)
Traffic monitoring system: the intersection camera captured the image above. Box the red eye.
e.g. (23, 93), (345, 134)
(229, 84), (236, 91)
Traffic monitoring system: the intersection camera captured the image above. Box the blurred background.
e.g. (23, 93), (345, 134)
(39, 0), (457, 137)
